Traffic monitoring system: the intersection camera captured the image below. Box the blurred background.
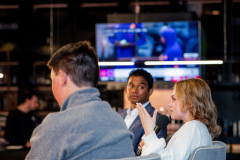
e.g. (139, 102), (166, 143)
(0, 0), (240, 159)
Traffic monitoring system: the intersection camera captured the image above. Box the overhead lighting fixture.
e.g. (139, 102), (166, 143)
(144, 60), (223, 65)
(99, 62), (135, 66)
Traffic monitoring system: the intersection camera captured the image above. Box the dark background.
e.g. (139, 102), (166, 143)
(1, 1), (240, 159)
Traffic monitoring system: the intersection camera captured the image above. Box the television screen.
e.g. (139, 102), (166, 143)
(96, 21), (201, 82)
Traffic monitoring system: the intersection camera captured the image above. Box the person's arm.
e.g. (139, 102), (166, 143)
(142, 122), (198, 160)
(4, 112), (26, 145)
(137, 103), (166, 156)
(141, 131), (166, 156)
(136, 103), (157, 137)
(137, 103), (200, 159)
(25, 115), (66, 160)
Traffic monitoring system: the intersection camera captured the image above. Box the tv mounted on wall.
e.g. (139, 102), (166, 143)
(96, 20), (201, 82)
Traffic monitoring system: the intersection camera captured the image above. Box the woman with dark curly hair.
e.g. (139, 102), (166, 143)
(137, 78), (221, 160)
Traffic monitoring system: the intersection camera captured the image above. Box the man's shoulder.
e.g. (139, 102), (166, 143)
(41, 112), (62, 125)
(9, 109), (20, 113)
(117, 108), (127, 114)
(33, 112), (65, 134)
(146, 103), (157, 115)
(7, 109), (21, 117)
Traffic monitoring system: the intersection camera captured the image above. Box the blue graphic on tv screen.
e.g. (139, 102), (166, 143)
(95, 21), (201, 82)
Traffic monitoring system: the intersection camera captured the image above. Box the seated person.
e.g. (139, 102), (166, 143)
(137, 78), (221, 160)
(118, 69), (167, 155)
(25, 41), (135, 159)
(4, 91), (40, 148)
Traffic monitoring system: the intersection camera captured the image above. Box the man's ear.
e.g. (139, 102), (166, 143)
(148, 88), (153, 96)
(59, 70), (67, 87)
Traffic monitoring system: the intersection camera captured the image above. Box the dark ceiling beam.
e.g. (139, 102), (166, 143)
(169, 0), (180, 12)
(117, 0), (130, 13)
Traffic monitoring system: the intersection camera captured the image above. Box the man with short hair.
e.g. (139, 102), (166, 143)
(118, 69), (167, 155)
(26, 41), (135, 160)
(4, 91), (40, 148)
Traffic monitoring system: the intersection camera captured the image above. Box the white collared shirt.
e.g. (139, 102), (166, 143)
(124, 101), (150, 129)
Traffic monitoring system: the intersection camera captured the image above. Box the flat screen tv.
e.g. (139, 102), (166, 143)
(95, 21), (201, 82)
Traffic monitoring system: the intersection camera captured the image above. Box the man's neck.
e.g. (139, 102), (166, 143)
(59, 83), (92, 107)
(130, 101), (149, 110)
(18, 104), (30, 113)
(130, 103), (137, 110)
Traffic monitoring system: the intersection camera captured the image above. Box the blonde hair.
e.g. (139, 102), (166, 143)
(174, 78), (221, 139)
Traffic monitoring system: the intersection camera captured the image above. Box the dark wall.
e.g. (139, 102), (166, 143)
(212, 88), (240, 123)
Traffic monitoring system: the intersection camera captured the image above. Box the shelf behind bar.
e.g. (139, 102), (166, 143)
(34, 86), (52, 91)
(0, 86), (18, 91)
(0, 62), (18, 66)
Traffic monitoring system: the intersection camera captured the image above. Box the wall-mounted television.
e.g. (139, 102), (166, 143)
(96, 21), (201, 82)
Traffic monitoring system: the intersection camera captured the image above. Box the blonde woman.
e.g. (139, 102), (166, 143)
(137, 78), (221, 160)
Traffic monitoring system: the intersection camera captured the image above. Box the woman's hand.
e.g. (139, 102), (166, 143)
(136, 103), (158, 136)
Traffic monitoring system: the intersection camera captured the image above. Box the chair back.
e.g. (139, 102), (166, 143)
(188, 141), (226, 160)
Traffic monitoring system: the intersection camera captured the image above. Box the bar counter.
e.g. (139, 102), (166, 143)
(0, 146), (29, 160)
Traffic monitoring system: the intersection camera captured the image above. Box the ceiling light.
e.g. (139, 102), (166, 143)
(99, 62), (135, 66)
(144, 60), (223, 65)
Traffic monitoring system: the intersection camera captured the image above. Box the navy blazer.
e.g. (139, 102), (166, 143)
(118, 103), (167, 155)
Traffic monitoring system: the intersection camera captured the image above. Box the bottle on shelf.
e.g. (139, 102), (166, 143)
(30, 71), (37, 85)
(2, 67), (8, 86)
(228, 122), (233, 136)
(238, 120), (240, 137)
(233, 122), (237, 137)
(212, 71), (217, 84)
(234, 69), (239, 83)
(223, 119), (228, 136)
(217, 69), (222, 83)
(11, 69), (17, 85)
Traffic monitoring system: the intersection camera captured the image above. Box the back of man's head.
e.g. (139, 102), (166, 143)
(127, 69), (153, 91)
(47, 41), (100, 87)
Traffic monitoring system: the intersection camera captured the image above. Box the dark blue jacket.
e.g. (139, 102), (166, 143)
(118, 103), (167, 155)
